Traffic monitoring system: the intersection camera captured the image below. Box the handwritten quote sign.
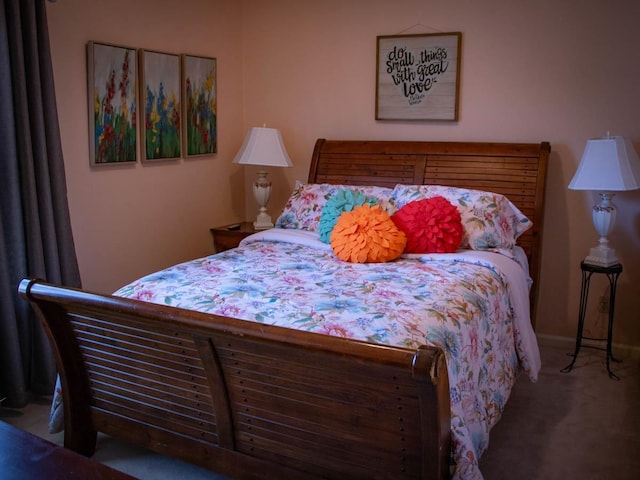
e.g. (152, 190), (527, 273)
(376, 33), (461, 121)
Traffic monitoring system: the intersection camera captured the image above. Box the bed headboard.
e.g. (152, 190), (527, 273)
(308, 139), (550, 322)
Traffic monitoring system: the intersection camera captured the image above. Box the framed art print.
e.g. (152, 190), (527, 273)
(139, 49), (182, 161)
(87, 41), (137, 165)
(376, 32), (462, 121)
(182, 54), (217, 157)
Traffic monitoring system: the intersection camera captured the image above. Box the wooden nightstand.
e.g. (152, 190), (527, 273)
(210, 222), (257, 252)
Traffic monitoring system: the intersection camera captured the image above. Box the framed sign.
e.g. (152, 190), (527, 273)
(376, 32), (462, 121)
(87, 41), (137, 165)
(140, 49), (182, 161)
(182, 54), (217, 157)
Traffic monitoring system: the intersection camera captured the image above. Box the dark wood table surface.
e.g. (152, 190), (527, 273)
(0, 420), (137, 479)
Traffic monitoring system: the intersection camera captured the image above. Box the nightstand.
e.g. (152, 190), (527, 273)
(210, 222), (257, 252)
(561, 261), (623, 380)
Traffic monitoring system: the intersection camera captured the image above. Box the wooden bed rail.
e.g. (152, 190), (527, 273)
(19, 278), (451, 480)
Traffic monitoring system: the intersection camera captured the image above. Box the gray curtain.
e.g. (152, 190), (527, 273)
(0, 0), (81, 408)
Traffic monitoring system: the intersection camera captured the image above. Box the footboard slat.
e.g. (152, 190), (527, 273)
(224, 358), (422, 413)
(84, 359), (212, 400)
(79, 344), (210, 394)
(19, 278), (451, 480)
(69, 313), (202, 356)
(88, 377), (216, 426)
(225, 374), (421, 426)
(91, 395), (218, 442)
(72, 327), (206, 379)
(89, 409), (222, 471)
(235, 430), (422, 479)
(234, 413), (423, 467)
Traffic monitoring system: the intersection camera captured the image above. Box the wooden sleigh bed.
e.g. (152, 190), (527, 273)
(19, 139), (550, 480)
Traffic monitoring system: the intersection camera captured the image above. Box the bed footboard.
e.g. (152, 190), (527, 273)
(19, 278), (450, 480)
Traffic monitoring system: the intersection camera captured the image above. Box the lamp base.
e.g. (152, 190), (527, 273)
(583, 192), (619, 267)
(252, 171), (274, 230)
(253, 212), (274, 230)
(584, 245), (619, 267)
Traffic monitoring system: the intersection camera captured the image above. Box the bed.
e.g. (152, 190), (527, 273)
(19, 138), (550, 480)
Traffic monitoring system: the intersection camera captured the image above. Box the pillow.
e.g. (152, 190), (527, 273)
(330, 204), (406, 263)
(318, 189), (379, 243)
(275, 182), (396, 232)
(392, 184), (532, 251)
(391, 197), (463, 253)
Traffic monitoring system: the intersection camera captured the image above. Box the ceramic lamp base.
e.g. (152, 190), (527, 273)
(252, 170), (274, 230)
(584, 192), (619, 266)
(584, 245), (619, 267)
(253, 210), (274, 230)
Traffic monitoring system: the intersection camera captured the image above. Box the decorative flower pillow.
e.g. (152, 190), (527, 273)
(275, 182), (396, 231)
(391, 197), (463, 253)
(331, 204), (406, 263)
(318, 189), (379, 243)
(392, 184), (532, 250)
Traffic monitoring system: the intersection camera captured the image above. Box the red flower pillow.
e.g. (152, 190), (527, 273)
(391, 196), (463, 253)
(331, 204), (406, 263)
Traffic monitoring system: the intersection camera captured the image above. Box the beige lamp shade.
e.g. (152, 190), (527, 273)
(569, 135), (640, 191)
(233, 127), (293, 167)
(233, 127), (293, 229)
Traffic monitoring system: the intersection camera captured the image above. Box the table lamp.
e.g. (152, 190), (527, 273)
(233, 127), (293, 229)
(568, 133), (640, 266)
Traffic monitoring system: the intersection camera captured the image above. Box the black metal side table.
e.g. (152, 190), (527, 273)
(561, 261), (622, 380)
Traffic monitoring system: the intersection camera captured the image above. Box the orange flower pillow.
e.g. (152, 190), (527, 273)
(331, 204), (406, 263)
(391, 197), (463, 253)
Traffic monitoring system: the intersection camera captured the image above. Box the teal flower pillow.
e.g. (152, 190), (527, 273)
(318, 189), (380, 243)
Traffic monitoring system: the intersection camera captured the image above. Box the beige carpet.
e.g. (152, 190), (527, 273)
(479, 336), (640, 479)
(2, 336), (639, 479)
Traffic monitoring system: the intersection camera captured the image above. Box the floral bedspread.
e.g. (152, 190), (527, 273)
(52, 229), (540, 480)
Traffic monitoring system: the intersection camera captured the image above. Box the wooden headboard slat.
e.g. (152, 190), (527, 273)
(314, 139), (543, 156)
(427, 164), (539, 175)
(321, 153), (425, 162)
(314, 176), (409, 187)
(427, 172), (537, 183)
(428, 158), (539, 166)
(318, 168), (419, 176)
(309, 139), (550, 323)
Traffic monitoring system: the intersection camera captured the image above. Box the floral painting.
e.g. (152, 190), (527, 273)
(182, 54), (217, 157)
(87, 42), (137, 165)
(140, 50), (181, 160)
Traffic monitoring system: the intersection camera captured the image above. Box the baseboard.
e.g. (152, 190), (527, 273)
(536, 333), (640, 361)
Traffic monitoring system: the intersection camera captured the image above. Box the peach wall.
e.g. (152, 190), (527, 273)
(47, 0), (640, 346)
